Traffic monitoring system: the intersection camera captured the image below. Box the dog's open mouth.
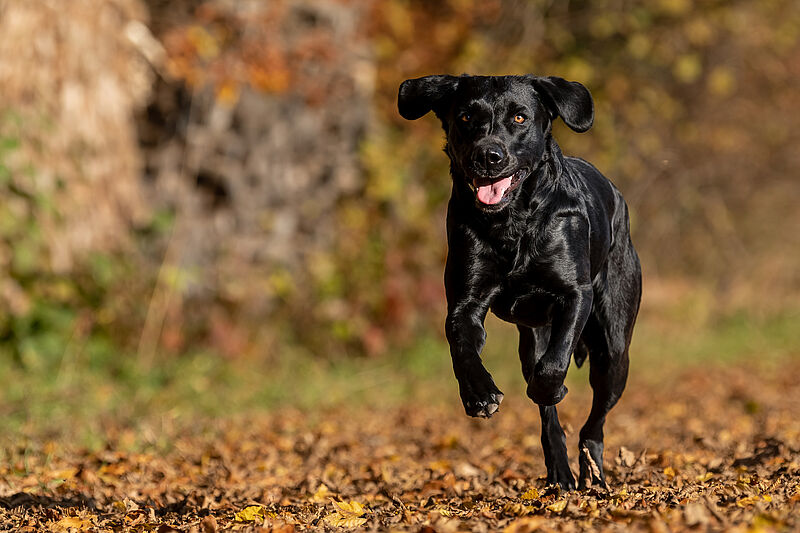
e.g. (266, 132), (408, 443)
(472, 168), (528, 206)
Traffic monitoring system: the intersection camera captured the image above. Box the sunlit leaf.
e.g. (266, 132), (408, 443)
(735, 495), (771, 507)
(504, 516), (547, 532)
(503, 503), (533, 516)
(324, 500), (368, 527)
(546, 499), (567, 513)
(332, 500), (366, 517)
(325, 514), (368, 528)
(53, 516), (93, 531)
(234, 505), (267, 522)
(310, 483), (332, 502)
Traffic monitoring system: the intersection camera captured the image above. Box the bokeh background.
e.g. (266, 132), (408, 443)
(1, 0), (798, 440)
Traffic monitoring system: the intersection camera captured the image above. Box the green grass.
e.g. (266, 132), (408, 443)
(1, 309), (798, 448)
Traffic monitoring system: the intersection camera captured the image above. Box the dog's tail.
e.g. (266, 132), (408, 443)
(574, 340), (589, 368)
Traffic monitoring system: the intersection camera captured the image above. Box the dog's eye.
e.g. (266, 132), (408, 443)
(514, 114), (526, 124)
(460, 113), (471, 123)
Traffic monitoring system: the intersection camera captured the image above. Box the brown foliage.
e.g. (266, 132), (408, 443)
(2, 361), (799, 531)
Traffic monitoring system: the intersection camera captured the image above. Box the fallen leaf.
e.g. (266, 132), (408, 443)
(735, 495), (763, 507)
(546, 499), (567, 513)
(201, 515), (218, 533)
(683, 502), (710, 526)
(324, 514), (368, 528)
(617, 446), (636, 468)
(52, 516), (93, 531)
(333, 500), (366, 517)
(695, 472), (714, 482)
(234, 505), (267, 522)
(49, 468), (78, 481)
(310, 483), (332, 502)
(324, 500), (368, 528)
(503, 503), (533, 516)
(504, 517), (547, 533)
(582, 446), (603, 484)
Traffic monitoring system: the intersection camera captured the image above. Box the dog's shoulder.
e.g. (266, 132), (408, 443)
(565, 156), (607, 186)
(563, 156), (624, 212)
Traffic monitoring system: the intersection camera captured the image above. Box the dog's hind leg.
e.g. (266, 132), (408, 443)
(519, 326), (576, 490)
(578, 250), (640, 489)
(577, 316), (628, 490)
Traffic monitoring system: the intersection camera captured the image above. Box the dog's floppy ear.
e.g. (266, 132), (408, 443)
(398, 75), (460, 120)
(530, 76), (594, 133)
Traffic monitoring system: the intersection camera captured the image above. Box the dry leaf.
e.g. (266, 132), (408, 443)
(683, 502), (710, 526)
(53, 516), (93, 531)
(736, 494), (772, 507)
(332, 500), (366, 517)
(617, 446), (636, 467)
(504, 517), (547, 533)
(696, 472), (714, 482)
(234, 505), (267, 522)
(324, 514), (368, 528)
(546, 499), (567, 513)
(324, 500), (368, 528)
(310, 483), (332, 502)
(503, 503), (533, 516)
(201, 515), (218, 533)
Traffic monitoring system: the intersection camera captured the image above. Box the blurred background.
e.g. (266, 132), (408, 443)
(1, 0), (798, 439)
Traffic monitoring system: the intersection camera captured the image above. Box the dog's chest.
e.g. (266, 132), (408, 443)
(485, 235), (557, 328)
(490, 277), (556, 328)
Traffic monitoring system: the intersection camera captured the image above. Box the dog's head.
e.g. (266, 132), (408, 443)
(398, 75), (593, 212)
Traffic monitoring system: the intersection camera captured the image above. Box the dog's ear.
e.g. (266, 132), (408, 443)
(398, 75), (460, 120)
(530, 76), (594, 133)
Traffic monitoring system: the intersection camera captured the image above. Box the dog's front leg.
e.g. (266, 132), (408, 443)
(444, 242), (503, 418)
(445, 303), (504, 418)
(526, 285), (593, 405)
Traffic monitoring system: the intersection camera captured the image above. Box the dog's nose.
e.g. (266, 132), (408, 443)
(477, 144), (506, 171)
(487, 147), (504, 165)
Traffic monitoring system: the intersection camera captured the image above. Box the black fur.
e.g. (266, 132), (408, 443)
(398, 74), (642, 490)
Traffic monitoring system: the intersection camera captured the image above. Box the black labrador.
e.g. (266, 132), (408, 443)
(397, 74), (641, 490)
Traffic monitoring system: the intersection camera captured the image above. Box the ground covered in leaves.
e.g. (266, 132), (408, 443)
(1, 359), (799, 532)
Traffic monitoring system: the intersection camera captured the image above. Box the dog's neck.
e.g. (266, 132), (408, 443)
(535, 136), (565, 186)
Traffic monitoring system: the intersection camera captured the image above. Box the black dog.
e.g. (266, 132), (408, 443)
(398, 74), (641, 490)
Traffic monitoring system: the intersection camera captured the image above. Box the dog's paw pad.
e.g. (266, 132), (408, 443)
(458, 363), (504, 418)
(467, 392), (504, 418)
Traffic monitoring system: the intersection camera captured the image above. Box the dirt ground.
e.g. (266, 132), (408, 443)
(1, 359), (799, 532)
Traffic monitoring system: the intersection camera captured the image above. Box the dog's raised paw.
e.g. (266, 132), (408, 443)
(471, 392), (504, 418)
(456, 362), (504, 418)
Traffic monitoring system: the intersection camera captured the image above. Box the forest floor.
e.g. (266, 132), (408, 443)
(1, 354), (799, 532)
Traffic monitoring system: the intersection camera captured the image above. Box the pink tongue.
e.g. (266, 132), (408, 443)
(475, 176), (512, 205)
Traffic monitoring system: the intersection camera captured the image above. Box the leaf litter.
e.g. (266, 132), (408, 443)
(1, 360), (799, 531)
